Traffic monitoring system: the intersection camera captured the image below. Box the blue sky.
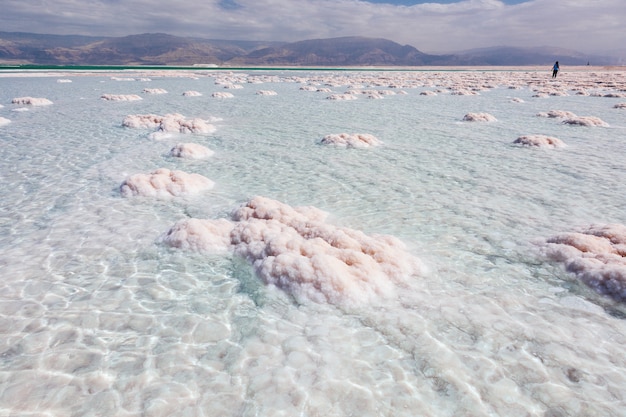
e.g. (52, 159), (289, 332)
(0, 0), (624, 55)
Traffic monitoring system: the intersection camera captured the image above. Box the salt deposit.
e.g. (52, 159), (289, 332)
(326, 94), (357, 100)
(100, 94), (142, 101)
(143, 88), (168, 94)
(536, 110), (577, 118)
(0, 117), (11, 126)
(256, 90), (278, 96)
(513, 134), (565, 148)
(169, 143), (214, 159)
(212, 92), (234, 98)
(320, 133), (382, 148)
(614, 103), (626, 109)
(462, 112), (497, 122)
(120, 168), (214, 198)
(164, 196), (424, 306)
(122, 113), (216, 134)
(182, 91), (202, 96)
(11, 97), (53, 106)
(543, 224), (626, 301)
(561, 116), (609, 127)
(56, 79), (72, 83)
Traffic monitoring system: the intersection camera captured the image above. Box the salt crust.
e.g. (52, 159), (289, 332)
(169, 143), (214, 159)
(163, 196), (425, 306)
(182, 91), (202, 96)
(462, 112), (497, 122)
(326, 94), (357, 100)
(513, 135), (565, 148)
(543, 224), (626, 301)
(614, 103), (626, 109)
(256, 90), (278, 96)
(122, 113), (216, 134)
(11, 97), (53, 106)
(100, 94), (142, 101)
(120, 168), (214, 198)
(320, 133), (382, 148)
(0, 117), (10, 126)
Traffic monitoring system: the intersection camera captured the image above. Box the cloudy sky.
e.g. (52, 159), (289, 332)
(1, 0), (624, 54)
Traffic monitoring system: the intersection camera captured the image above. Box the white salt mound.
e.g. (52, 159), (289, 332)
(122, 113), (216, 134)
(120, 168), (214, 198)
(169, 143), (214, 159)
(320, 133), (382, 148)
(256, 90), (278, 96)
(57, 79), (72, 83)
(101, 94), (142, 101)
(0, 117), (11, 126)
(543, 223), (626, 301)
(613, 103), (626, 109)
(182, 91), (202, 97)
(143, 88), (168, 94)
(327, 94), (357, 100)
(536, 110), (577, 118)
(211, 92), (234, 98)
(463, 112), (497, 122)
(163, 196), (425, 306)
(513, 135), (565, 148)
(11, 97), (53, 106)
(561, 116), (609, 127)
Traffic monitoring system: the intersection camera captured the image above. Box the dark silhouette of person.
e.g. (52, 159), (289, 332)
(552, 61), (559, 78)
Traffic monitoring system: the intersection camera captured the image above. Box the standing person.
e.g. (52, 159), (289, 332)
(552, 61), (559, 78)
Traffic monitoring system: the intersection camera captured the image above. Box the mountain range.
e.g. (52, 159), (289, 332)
(0, 32), (621, 67)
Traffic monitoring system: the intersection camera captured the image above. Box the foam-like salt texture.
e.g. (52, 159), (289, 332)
(513, 135), (565, 148)
(163, 196), (425, 306)
(543, 224), (626, 301)
(11, 97), (53, 106)
(169, 143), (214, 159)
(120, 168), (214, 198)
(320, 133), (382, 148)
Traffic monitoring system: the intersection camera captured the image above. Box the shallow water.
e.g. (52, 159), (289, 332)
(1, 69), (626, 416)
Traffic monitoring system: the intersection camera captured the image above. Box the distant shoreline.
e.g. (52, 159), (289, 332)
(1, 64), (625, 78)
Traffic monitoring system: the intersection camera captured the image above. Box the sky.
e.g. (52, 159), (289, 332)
(1, 0), (624, 54)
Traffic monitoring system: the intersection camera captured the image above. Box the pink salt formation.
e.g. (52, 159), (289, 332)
(320, 133), (382, 148)
(120, 168), (214, 198)
(513, 135), (565, 148)
(169, 143), (214, 159)
(462, 113), (497, 122)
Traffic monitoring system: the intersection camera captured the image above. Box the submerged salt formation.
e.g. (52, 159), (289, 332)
(169, 143), (214, 159)
(163, 196), (424, 305)
(256, 90), (278, 96)
(320, 133), (382, 148)
(543, 224), (626, 301)
(122, 113), (216, 134)
(11, 97), (53, 106)
(0, 117), (10, 126)
(462, 112), (497, 122)
(326, 94), (357, 100)
(513, 135), (565, 148)
(182, 91), (202, 96)
(101, 94), (142, 101)
(561, 116), (609, 127)
(120, 168), (214, 198)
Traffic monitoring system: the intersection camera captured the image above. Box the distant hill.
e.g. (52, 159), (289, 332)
(450, 46), (616, 66)
(0, 31), (621, 66)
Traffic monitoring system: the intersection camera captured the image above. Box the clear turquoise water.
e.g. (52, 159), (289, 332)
(1, 70), (626, 416)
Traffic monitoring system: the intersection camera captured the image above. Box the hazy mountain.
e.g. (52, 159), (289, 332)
(450, 46), (617, 66)
(0, 31), (621, 66)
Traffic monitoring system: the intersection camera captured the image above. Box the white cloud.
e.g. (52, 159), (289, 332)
(0, 0), (624, 54)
